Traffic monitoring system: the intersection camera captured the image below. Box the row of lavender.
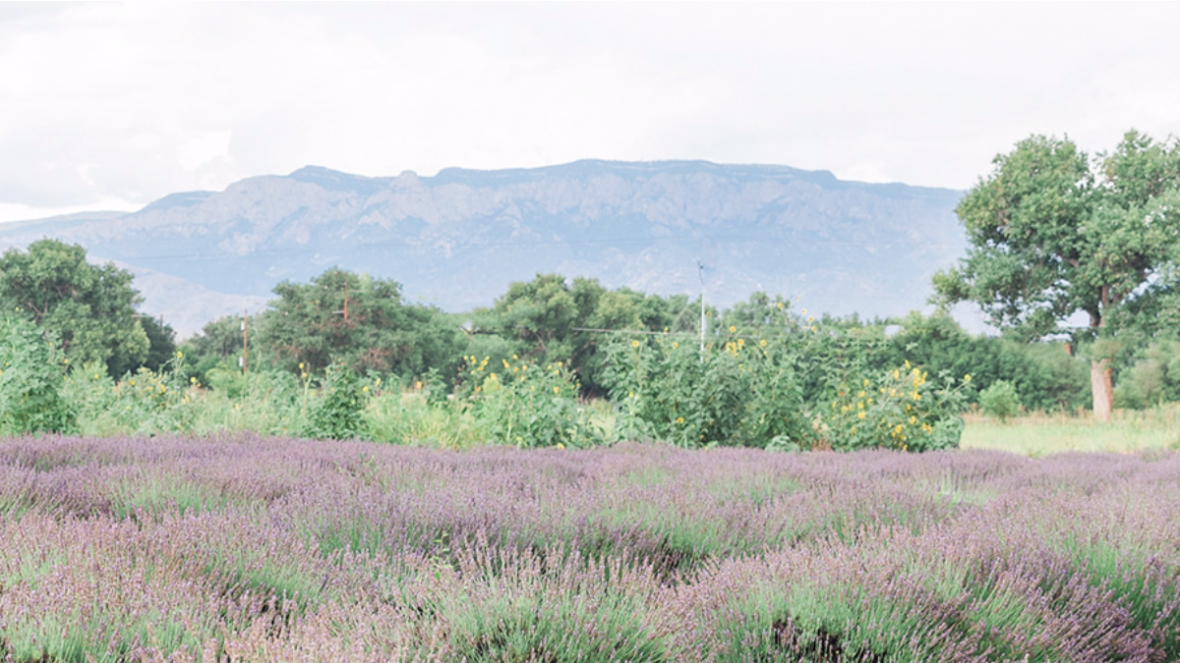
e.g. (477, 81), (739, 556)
(1, 436), (1178, 662)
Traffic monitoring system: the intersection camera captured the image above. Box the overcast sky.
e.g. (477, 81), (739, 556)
(2, 2), (1179, 223)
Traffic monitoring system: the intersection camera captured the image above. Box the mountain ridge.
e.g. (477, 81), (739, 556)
(0, 160), (967, 337)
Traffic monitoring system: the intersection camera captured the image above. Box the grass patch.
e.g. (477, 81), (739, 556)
(961, 404), (1180, 455)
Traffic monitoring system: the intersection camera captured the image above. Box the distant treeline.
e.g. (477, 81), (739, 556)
(2, 238), (1178, 418)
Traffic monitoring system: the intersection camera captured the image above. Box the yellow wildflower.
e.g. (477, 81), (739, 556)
(632, 340), (641, 348)
(672, 341), (679, 349)
(964, 374), (972, 383)
(729, 326), (737, 333)
(676, 416), (684, 424)
(553, 386), (560, 394)
(759, 339), (767, 347)
(857, 411), (866, 419)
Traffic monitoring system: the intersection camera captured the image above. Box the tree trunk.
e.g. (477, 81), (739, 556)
(1090, 357), (1113, 422)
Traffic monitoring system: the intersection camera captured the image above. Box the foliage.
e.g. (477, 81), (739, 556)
(257, 268), (463, 379)
(302, 363), (368, 440)
(0, 316), (74, 434)
(818, 363), (969, 451)
(878, 311), (1089, 412)
(471, 274), (700, 396)
(458, 353), (602, 448)
(62, 351), (197, 436)
(364, 390), (485, 448)
(1113, 340), (1180, 409)
(979, 379), (1022, 423)
(0, 239), (150, 375)
(179, 314), (245, 386)
(137, 315), (178, 374)
(933, 130), (1180, 416)
(601, 328), (811, 449)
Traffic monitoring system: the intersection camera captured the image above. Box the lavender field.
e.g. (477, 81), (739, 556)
(1, 436), (1179, 662)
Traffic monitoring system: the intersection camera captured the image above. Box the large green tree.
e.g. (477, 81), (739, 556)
(0, 239), (149, 375)
(474, 274), (660, 394)
(933, 131), (1180, 420)
(256, 268), (462, 378)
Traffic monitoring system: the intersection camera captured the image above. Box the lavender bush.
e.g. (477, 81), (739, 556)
(1, 436), (1178, 662)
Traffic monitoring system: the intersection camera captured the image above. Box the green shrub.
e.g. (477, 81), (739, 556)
(600, 330), (810, 449)
(0, 316), (75, 434)
(62, 351), (200, 436)
(979, 379), (1021, 422)
(818, 364), (969, 452)
(459, 354), (601, 448)
(303, 363), (368, 440)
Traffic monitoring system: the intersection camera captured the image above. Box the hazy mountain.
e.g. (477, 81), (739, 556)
(0, 160), (966, 337)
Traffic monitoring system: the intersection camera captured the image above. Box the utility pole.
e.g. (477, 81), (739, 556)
(240, 312), (248, 375)
(698, 261), (707, 353)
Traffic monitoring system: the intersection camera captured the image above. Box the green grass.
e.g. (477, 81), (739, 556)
(960, 404), (1180, 455)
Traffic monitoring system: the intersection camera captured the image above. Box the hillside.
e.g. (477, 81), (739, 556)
(0, 160), (965, 337)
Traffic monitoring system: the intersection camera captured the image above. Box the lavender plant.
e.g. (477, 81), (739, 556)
(1, 436), (1178, 662)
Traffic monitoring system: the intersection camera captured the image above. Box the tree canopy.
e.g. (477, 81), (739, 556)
(0, 239), (150, 375)
(256, 268), (463, 379)
(933, 130), (1180, 419)
(471, 274), (698, 394)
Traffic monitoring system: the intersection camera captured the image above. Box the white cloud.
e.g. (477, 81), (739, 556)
(176, 131), (232, 173)
(1, 3), (1179, 220)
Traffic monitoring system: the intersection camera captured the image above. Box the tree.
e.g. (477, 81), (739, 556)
(133, 315), (177, 375)
(257, 268), (462, 378)
(0, 239), (149, 375)
(184, 314), (245, 361)
(474, 274), (650, 394)
(933, 131), (1180, 420)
